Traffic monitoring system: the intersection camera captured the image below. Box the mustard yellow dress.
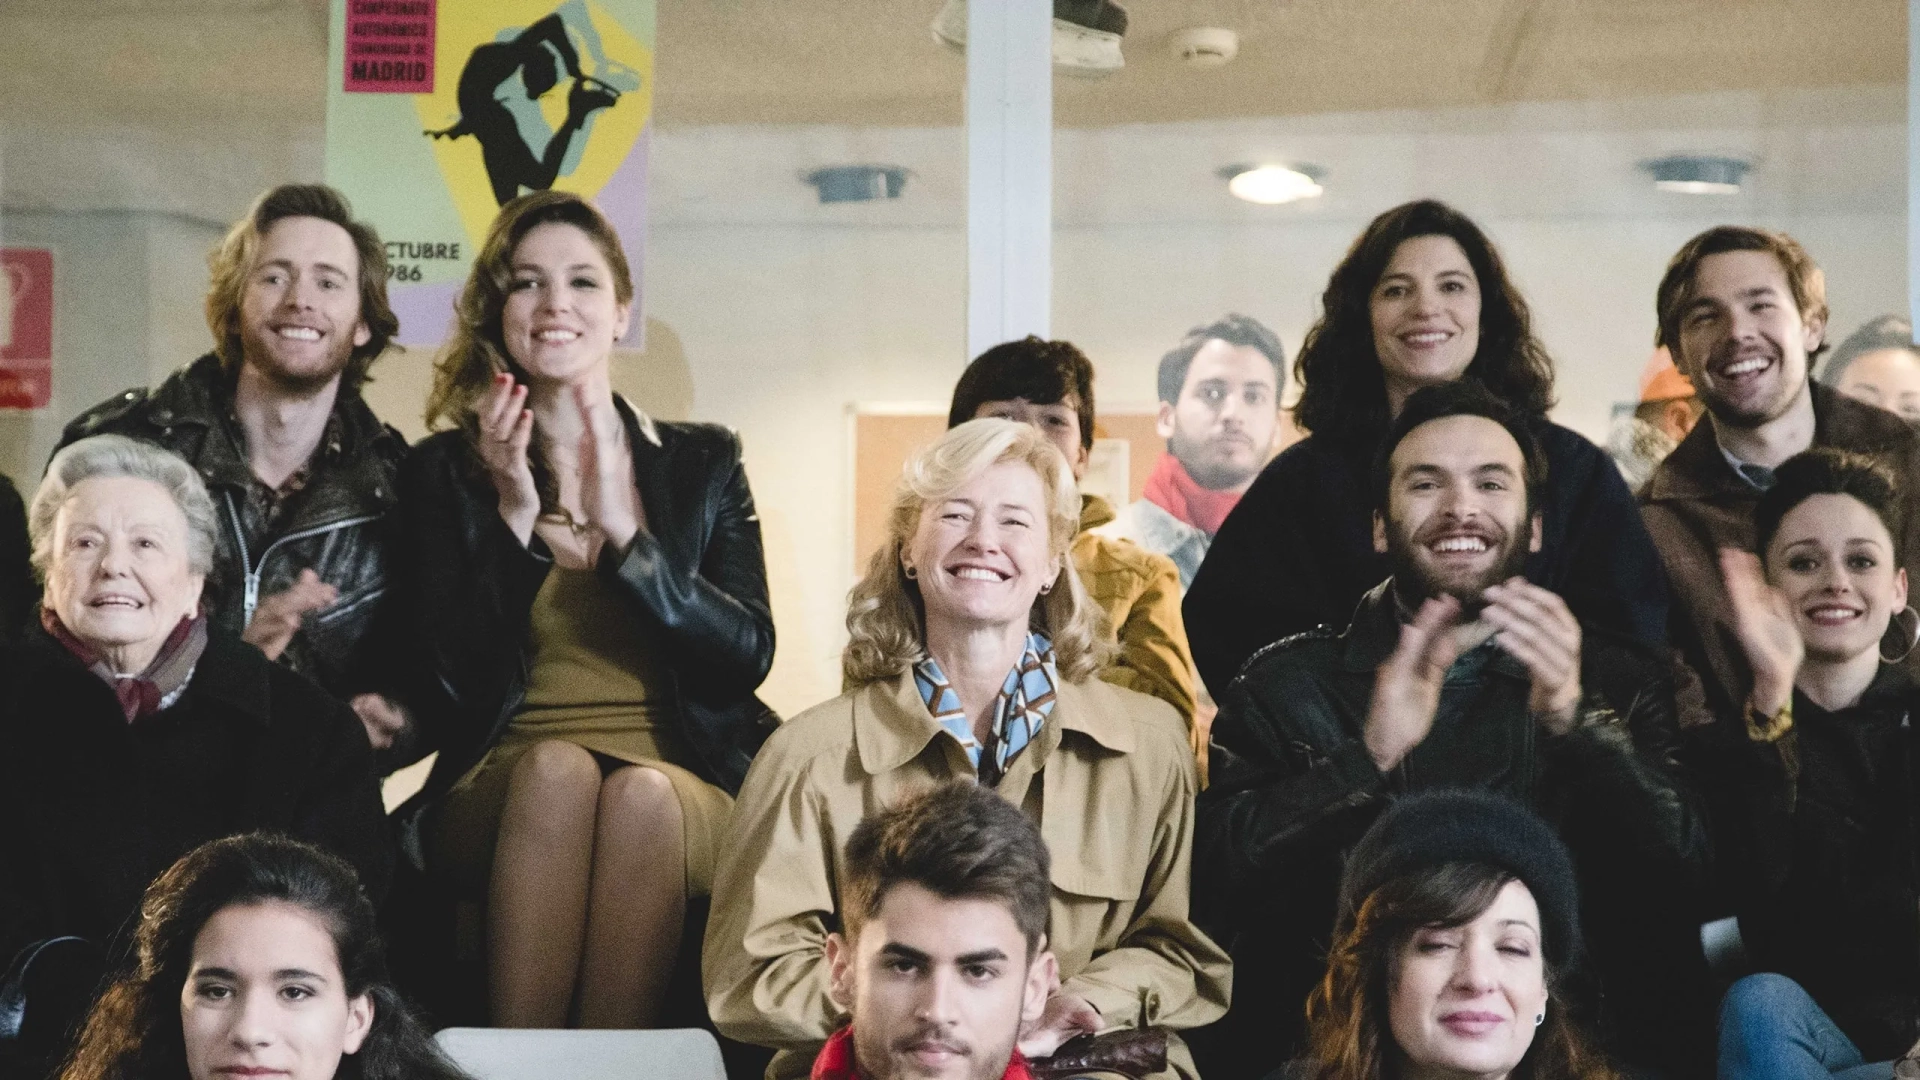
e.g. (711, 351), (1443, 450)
(432, 566), (734, 898)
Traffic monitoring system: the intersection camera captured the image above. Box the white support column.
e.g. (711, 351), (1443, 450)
(1911, 0), (1919, 329)
(967, 0), (1053, 359)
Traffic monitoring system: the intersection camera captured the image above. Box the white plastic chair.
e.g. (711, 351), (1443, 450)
(434, 1027), (726, 1080)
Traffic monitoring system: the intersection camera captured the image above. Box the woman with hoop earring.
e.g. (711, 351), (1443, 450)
(1711, 448), (1920, 1076)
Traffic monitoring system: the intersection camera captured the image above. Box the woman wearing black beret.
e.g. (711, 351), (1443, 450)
(1292, 789), (1620, 1080)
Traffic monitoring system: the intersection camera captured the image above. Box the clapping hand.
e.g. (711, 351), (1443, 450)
(1480, 577), (1584, 733)
(1365, 595), (1467, 770)
(476, 372), (540, 544)
(1721, 548), (1802, 716)
(242, 568), (337, 661)
(574, 381), (643, 550)
(349, 693), (410, 752)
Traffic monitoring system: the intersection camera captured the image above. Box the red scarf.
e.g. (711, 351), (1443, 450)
(810, 1026), (1034, 1080)
(41, 608), (208, 723)
(1142, 451), (1242, 537)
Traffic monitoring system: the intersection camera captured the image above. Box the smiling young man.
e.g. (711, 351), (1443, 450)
(815, 781), (1056, 1080)
(1194, 381), (1709, 1077)
(1639, 226), (1920, 726)
(58, 185), (420, 765)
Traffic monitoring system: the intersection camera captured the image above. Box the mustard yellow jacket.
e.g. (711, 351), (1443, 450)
(1074, 496), (1202, 766)
(701, 671), (1233, 1080)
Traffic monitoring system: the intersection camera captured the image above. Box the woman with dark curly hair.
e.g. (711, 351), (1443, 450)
(58, 833), (469, 1080)
(1183, 200), (1668, 689)
(1295, 790), (1619, 1080)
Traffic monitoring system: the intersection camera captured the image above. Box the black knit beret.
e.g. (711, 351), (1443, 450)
(1338, 789), (1582, 968)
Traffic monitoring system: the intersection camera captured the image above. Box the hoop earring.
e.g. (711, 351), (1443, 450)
(1882, 605), (1920, 664)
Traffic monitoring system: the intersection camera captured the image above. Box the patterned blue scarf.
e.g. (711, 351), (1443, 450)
(913, 632), (1059, 785)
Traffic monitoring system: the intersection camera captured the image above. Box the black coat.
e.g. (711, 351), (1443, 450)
(395, 398), (776, 844)
(0, 475), (31, 643)
(0, 625), (392, 970)
(1194, 582), (1710, 1075)
(1711, 665), (1920, 1059)
(1182, 422), (1670, 691)
(59, 355), (413, 733)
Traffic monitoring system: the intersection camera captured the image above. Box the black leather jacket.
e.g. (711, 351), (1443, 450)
(59, 355), (409, 711)
(1194, 580), (1711, 1075)
(0, 474), (31, 643)
(395, 398), (776, 848)
(1712, 665), (1920, 1059)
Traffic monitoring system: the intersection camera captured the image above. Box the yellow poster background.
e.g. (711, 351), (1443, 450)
(413, 0), (654, 250)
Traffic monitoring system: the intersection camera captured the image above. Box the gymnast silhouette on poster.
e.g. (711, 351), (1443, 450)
(425, 1), (642, 206)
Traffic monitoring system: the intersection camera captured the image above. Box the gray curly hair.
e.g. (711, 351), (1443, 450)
(30, 435), (219, 580)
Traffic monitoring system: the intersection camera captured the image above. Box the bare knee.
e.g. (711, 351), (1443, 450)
(509, 740), (601, 798)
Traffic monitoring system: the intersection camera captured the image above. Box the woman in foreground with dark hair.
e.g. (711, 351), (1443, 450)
(59, 833), (469, 1080)
(1296, 789), (1618, 1080)
(1183, 200), (1667, 689)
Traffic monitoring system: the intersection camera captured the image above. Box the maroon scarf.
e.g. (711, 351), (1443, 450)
(810, 1026), (1033, 1080)
(41, 608), (209, 723)
(1141, 450), (1243, 537)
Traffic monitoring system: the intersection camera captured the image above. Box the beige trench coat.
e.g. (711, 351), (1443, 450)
(701, 670), (1233, 1080)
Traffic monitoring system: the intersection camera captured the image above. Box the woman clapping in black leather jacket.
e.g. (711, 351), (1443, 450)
(396, 190), (774, 1031)
(1713, 449), (1920, 1074)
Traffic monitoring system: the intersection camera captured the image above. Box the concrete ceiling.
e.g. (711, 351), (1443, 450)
(0, 0), (1902, 138)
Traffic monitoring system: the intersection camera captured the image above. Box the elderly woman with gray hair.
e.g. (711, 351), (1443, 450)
(0, 435), (388, 1076)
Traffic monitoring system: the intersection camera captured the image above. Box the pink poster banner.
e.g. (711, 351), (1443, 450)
(344, 0), (436, 93)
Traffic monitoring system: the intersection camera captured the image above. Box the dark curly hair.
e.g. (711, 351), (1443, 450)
(1292, 200), (1556, 447)
(59, 834), (471, 1080)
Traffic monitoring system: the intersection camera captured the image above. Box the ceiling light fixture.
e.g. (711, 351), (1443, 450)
(1641, 155), (1750, 195)
(803, 166), (911, 204)
(1221, 163), (1324, 205)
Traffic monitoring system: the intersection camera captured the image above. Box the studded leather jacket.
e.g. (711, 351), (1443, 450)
(59, 355), (410, 718)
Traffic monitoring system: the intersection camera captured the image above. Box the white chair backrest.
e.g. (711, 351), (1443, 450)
(435, 1027), (726, 1080)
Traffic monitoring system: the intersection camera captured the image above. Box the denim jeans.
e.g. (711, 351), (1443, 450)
(1719, 973), (1895, 1080)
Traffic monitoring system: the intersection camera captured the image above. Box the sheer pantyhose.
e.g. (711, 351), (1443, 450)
(486, 739), (687, 1028)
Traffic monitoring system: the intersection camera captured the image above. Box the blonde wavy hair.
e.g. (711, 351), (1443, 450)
(844, 418), (1115, 688)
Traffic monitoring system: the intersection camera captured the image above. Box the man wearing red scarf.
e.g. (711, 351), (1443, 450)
(1121, 315), (1286, 591)
(812, 783), (1055, 1080)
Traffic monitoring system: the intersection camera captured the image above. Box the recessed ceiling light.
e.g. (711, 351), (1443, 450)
(1642, 155), (1749, 195)
(1220, 163), (1324, 205)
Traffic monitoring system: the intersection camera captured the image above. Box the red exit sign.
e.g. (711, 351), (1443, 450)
(0, 248), (52, 409)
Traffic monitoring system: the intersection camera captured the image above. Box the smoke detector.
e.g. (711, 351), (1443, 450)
(1169, 27), (1238, 67)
